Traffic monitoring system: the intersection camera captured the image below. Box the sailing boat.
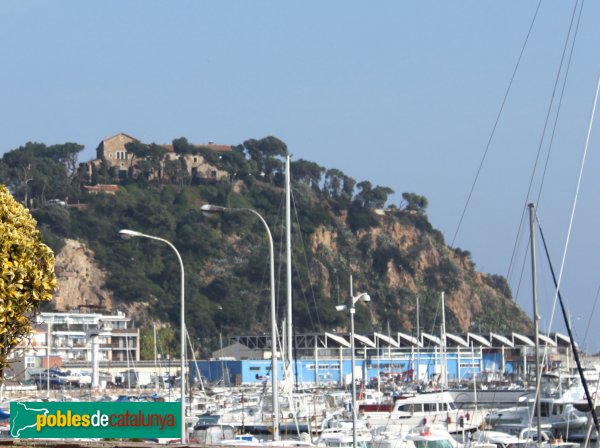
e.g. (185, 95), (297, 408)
(277, 154), (331, 434)
(483, 204), (590, 439)
(197, 155), (332, 437)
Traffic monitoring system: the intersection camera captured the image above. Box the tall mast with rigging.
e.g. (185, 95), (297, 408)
(285, 154), (294, 383)
(528, 203), (542, 448)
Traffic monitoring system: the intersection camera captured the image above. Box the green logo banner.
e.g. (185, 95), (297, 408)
(10, 402), (181, 439)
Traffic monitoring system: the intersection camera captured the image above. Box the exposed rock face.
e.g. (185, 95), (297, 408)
(53, 210), (530, 337)
(308, 211), (531, 335)
(53, 239), (114, 312)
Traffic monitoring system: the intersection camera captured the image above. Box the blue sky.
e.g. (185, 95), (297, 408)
(2, 1), (600, 352)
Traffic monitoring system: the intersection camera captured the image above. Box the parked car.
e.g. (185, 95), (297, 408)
(30, 371), (66, 389)
(47, 198), (67, 207)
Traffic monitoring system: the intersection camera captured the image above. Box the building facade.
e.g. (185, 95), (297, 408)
(14, 311), (140, 366)
(90, 132), (231, 181)
(197, 331), (576, 387)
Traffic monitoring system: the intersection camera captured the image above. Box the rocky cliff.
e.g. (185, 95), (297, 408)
(50, 207), (531, 338)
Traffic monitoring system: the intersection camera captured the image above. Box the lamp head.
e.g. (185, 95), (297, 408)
(119, 229), (143, 240)
(200, 204), (227, 213)
(353, 292), (371, 304)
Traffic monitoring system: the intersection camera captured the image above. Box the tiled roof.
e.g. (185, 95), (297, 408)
(83, 184), (119, 192)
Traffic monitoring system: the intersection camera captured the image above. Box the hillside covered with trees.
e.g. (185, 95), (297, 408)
(0, 136), (532, 357)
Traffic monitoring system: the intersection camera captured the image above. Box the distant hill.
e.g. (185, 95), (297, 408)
(0, 136), (532, 356)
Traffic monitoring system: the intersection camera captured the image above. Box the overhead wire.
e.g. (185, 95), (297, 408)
(509, 0), (585, 304)
(450, 0), (542, 249)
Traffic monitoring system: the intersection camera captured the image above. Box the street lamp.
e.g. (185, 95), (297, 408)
(167, 354), (172, 401)
(118, 229), (187, 443)
(336, 276), (370, 448)
(200, 203), (280, 441)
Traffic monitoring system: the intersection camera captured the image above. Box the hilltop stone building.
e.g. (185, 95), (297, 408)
(87, 132), (231, 182)
(95, 133), (138, 173)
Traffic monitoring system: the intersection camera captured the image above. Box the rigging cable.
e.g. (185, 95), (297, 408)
(508, 0), (582, 282)
(583, 285), (600, 348)
(509, 0), (585, 302)
(290, 187), (322, 331)
(536, 216), (600, 436)
(543, 73), (600, 339)
(534, 0), (586, 208)
(529, 73), (600, 441)
(450, 0), (542, 248)
(273, 191), (290, 367)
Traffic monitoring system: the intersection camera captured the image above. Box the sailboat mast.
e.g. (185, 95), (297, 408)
(153, 323), (159, 391)
(441, 291), (447, 387)
(285, 154), (293, 377)
(528, 203), (542, 448)
(416, 296), (420, 384)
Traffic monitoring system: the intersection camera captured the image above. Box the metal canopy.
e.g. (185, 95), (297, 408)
(512, 332), (535, 347)
(467, 332), (491, 347)
(397, 332), (421, 347)
(353, 333), (376, 348)
(554, 332), (577, 347)
(421, 333), (441, 346)
(490, 332), (514, 347)
(374, 332), (400, 348)
(445, 333), (469, 347)
(324, 332), (351, 348)
(538, 333), (557, 347)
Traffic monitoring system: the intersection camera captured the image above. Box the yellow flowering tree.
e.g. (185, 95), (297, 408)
(0, 185), (56, 381)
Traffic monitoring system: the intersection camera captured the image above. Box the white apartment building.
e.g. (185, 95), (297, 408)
(17, 311), (140, 366)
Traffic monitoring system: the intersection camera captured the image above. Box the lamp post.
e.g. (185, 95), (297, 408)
(200, 204), (280, 441)
(336, 275), (370, 448)
(167, 354), (172, 401)
(46, 318), (52, 398)
(118, 229), (187, 443)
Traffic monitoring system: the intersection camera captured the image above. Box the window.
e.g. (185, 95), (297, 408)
(398, 404), (415, 413)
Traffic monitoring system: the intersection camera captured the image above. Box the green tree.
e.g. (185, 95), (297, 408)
(172, 137), (194, 155)
(0, 142), (83, 207)
(125, 142), (166, 180)
(402, 192), (429, 214)
(139, 325), (178, 360)
(87, 159), (116, 185)
(355, 181), (394, 208)
(243, 136), (287, 178)
(0, 185), (56, 381)
(290, 159), (324, 190)
(163, 158), (189, 186)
